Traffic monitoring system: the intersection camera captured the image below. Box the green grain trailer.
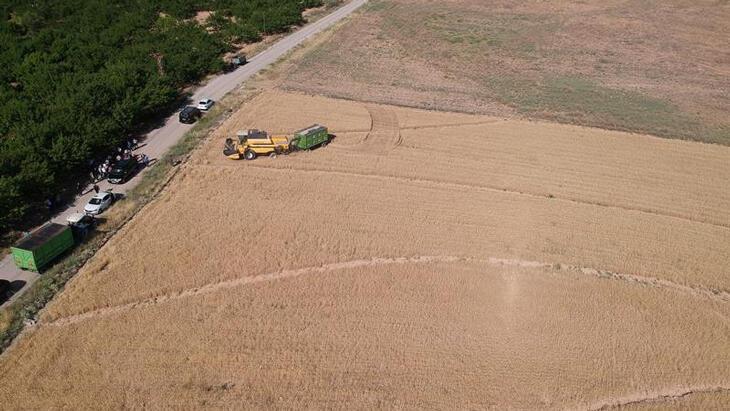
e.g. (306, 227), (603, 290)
(291, 124), (329, 150)
(11, 223), (74, 272)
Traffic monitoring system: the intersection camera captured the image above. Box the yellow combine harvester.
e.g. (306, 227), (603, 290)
(223, 129), (291, 160)
(223, 125), (330, 160)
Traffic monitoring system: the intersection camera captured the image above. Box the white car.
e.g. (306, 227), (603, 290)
(84, 192), (114, 215)
(197, 98), (214, 111)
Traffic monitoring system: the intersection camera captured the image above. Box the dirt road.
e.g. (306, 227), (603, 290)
(0, 0), (368, 307)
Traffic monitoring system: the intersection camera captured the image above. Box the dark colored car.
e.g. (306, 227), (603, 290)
(179, 106), (201, 124)
(0, 279), (11, 302)
(223, 54), (247, 73)
(107, 157), (139, 184)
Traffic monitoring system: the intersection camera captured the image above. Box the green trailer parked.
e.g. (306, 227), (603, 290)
(11, 223), (74, 272)
(290, 124), (329, 151)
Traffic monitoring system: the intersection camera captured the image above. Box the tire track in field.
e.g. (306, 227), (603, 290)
(45, 255), (728, 327)
(400, 118), (508, 131)
(487, 257), (729, 303)
(359, 105), (401, 153)
(46, 256), (465, 327)
(585, 385), (730, 410)
(216, 163), (730, 230)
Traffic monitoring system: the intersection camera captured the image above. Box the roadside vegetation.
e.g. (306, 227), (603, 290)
(0, 0), (325, 234)
(0, 81), (260, 353)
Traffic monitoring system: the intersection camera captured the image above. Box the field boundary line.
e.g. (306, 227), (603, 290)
(216, 164), (730, 230)
(44, 254), (728, 328)
(274, 118), (508, 136)
(584, 385), (730, 410)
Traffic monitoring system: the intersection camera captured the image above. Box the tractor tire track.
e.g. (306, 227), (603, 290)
(46, 256), (465, 327)
(400, 118), (508, 131)
(215, 163), (730, 230)
(585, 385), (730, 410)
(45, 255), (728, 328)
(487, 257), (729, 303)
(359, 105), (401, 153)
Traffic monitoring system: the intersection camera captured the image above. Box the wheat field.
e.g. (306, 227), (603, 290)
(0, 91), (728, 409)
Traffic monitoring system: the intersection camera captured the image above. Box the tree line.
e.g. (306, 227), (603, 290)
(0, 0), (324, 233)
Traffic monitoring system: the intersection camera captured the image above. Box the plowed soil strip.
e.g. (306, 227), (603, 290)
(46, 255), (728, 328)
(213, 163), (730, 230)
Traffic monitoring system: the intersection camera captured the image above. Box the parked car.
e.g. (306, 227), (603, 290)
(232, 54), (247, 66)
(223, 54), (247, 72)
(84, 191), (115, 215)
(66, 212), (96, 240)
(179, 106), (201, 124)
(107, 157), (139, 184)
(197, 98), (214, 111)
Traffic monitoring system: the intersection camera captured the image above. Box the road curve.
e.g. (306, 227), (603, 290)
(0, 0), (368, 307)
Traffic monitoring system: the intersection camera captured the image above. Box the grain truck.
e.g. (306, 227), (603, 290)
(11, 223), (74, 272)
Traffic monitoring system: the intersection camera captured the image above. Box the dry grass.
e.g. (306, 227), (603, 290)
(0, 91), (727, 408)
(282, 0), (730, 145)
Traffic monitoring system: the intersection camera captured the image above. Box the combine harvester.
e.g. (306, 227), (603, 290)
(224, 124), (329, 160)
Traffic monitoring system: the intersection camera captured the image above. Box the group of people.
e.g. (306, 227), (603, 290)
(90, 138), (140, 181)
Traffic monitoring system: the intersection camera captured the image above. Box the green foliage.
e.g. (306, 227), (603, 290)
(0, 0), (320, 233)
(0, 82), (239, 354)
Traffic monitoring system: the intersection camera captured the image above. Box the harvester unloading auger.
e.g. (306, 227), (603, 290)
(224, 124), (330, 160)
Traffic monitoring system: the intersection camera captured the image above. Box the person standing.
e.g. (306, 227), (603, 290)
(93, 184), (100, 194)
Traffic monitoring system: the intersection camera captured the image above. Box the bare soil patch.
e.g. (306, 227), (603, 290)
(283, 0), (730, 144)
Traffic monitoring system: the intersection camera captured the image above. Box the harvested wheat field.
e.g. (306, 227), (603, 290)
(284, 0), (730, 145)
(1, 90), (729, 409)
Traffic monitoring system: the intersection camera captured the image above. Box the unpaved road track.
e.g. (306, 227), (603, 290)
(0, 0), (368, 307)
(1, 91), (727, 409)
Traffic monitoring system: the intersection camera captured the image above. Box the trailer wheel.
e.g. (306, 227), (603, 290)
(244, 150), (256, 160)
(321, 140), (329, 148)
